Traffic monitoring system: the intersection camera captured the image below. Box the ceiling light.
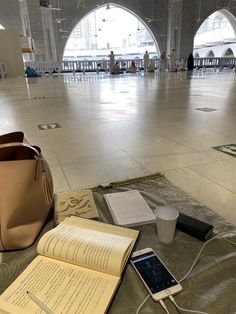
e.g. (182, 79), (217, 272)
(48, 4), (61, 10)
(59, 29), (69, 33)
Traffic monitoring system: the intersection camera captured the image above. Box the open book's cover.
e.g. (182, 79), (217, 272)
(104, 190), (156, 227)
(54, 189), (99, 224)
(0, 217), (139, 314)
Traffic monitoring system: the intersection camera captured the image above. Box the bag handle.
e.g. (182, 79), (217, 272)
(0, 131), (24, 144)
(0, 142), (53, 205)
(0, 142), (40, 158)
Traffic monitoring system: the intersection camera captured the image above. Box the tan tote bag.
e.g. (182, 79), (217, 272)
(0, 132), (53, 251)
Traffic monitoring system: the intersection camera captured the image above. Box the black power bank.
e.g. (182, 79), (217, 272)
(177, 212), (214, 241)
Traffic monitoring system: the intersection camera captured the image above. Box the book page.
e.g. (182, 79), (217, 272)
(67, 216), (139, 241)
(65, 216), (139, 271)
(0, 256), (119, 314)
(37, 218), (136, 277)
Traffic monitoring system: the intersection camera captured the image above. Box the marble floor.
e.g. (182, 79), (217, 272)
(1, 69), (236, 225)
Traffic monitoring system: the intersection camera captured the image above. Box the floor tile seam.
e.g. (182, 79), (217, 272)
(189, 166), (236, 195)
(56, 152), (215, 163)
(130, 152), (218, 162)
(55, 151), (153, 168)
(109, 148), (153, 175)
(109, 141), (193, 155)
(51, 148), (72, 190)
(190, 157), (236, 167)
(152, 160), (221, 173)
(167, 159), (222, 169)
(128, 121), (198, 153)
(58, 165), (72, 190)
(203, 126), (236, 139)
(124, 120), (173, 138)
(202, 154), (234, 162)
(54, 155), (137, 164)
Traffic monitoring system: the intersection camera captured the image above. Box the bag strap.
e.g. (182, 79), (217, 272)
(0, 142), (53, 205)
(0, 142), (40, 158)
(0, 142), (41, 181)
(0, 131), (24, 144)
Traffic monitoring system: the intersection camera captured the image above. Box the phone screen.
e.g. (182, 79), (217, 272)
(131, 251), (178, 294)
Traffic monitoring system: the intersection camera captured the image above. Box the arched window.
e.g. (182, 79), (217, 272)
(194, 10), (236, 57)
(63, 4), (159, 61)
(194, 52), (200, 58)
(213, 15), (224, 29)
(207, 50), (215, 57)
(224, 48), (234, 56)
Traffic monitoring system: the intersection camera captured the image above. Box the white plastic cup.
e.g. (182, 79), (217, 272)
(154, 206), (179, 244)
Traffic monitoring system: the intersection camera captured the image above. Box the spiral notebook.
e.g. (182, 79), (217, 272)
(103, 190), (156, 227)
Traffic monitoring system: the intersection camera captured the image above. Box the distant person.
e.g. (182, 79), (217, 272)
(25, 66), (40, 77)
(178, 60), (186, 71)
(108, 51), (115, 73)
(143, 50), (149, 72)
(187, 53), (194, 70)
(128, 61), (137, 73)
(160, 51), (167, 71)
(122, 61), (126, 72)
(112, 62), (122, 74)
(147, 60), (155, 72)
(169, 49), (177, 72)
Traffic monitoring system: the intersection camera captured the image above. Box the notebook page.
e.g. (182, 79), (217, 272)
(104, 190), (156, 226)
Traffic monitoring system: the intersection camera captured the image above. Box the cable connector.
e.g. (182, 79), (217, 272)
(159, 299), (170, 314)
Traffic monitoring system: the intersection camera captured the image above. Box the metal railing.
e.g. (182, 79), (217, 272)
(24, 57), (236, 75)
(24, 59), (159, 74)
(194, 57), (236, 68)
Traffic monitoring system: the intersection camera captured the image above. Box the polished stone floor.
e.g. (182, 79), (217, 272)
(1, 69), (236, 225)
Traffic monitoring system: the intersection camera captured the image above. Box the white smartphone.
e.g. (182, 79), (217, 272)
(130, 248), (182, 301)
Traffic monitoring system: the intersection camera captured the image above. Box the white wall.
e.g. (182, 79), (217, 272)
(0, 29), (24, 77)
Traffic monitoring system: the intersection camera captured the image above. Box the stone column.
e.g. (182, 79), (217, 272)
(178, 0), (197, 59)
(25, 0), (57, 62)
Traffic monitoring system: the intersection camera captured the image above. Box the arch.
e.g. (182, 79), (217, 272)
(223, 47), (234, 57)
(194, 9), (236, 37)
(220, 9), (236, 36)
(194, 9), (236, 57)
(194, 52), (200, 58)
(207, 50), (215, 57)
(62, 3), (160, 61)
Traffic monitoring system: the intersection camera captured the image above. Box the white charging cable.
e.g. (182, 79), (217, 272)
(137, 296), (206, 314)
(135, 294), (150, 314)
(159, 299), (171, 314)
(224, 237), (236, 247)
(169, 295), (207, 314)
(178, 231), (236, 283)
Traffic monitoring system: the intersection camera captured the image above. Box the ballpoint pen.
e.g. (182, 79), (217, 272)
(26, 291), (55, 314)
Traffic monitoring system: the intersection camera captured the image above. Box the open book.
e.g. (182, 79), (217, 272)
(0, 216), (139, 314)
